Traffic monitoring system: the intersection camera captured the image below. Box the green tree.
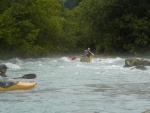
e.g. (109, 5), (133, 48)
(102, 0), (150, 54)
(0, 0), (65, 58)
(74, 0), (82, 6)
(73, 0), (150, 55)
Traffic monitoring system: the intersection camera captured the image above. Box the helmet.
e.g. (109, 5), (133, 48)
(88, 48), (90, 50)
(0, 64), (8, 69)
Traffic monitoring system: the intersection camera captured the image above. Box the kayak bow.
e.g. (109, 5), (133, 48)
(80, 56), (92, 62)
(0, 81), (36, 91)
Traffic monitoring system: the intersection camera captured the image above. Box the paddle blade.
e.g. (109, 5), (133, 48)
(91, 53), (94, 56)
(72, 56), (76, 60)
(14, 74), (36, 79)
(22, 74), (36, 79)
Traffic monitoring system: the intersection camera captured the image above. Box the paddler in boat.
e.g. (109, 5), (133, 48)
(0, 64), (17, 87)
(86, 48), (94, 58)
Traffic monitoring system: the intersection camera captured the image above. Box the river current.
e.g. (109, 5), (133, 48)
(0, 56), (150, 113)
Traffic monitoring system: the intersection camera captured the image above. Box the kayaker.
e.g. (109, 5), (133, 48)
(0, 64), (17, 87)
(86, 48), (94, 57)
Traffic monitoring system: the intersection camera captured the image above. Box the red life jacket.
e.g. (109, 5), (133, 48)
(87, 50), (91, 55)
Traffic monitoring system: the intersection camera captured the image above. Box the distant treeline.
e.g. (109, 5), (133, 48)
(0, 0), (150, 59)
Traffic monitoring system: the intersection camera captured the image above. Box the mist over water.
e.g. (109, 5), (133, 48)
(0, 56), (150, 113)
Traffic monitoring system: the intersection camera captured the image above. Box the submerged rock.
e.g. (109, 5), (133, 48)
(142, 110), (150, 113)
(134, 65), (146, 70)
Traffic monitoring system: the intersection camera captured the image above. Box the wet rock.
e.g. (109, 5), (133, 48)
(142, 110), (150, 113)
(124, 58), (150, 67)
(135, 65), (147, 70)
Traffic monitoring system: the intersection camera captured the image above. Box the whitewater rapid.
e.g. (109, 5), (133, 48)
(0, 56), (150, 113)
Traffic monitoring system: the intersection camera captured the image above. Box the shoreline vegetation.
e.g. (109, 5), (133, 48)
(1, 52), (150, 60)
(0, 0), (150, 60)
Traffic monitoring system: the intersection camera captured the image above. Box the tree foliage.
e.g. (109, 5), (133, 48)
(0, 0), (65, 58)
(0, 0), (150, 58)
(73, 0), (150, 55)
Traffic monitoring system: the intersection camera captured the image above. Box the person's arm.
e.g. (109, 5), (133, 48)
(90, 51), (94, 55)
(0, 77), (6, 87)
(5, 77), (17, 85)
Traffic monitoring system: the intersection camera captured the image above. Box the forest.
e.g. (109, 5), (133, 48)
(0, 0), (150, 59)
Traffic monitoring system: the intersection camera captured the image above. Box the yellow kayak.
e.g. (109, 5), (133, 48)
(0, 81), (36, 91)
(80, 56), (92, 62)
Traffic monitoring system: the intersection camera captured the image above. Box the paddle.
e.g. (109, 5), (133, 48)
(91, 52), (94, 56)
(13, 74), (36, 79)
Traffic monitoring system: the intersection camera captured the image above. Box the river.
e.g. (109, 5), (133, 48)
(0, 56), (150, 113)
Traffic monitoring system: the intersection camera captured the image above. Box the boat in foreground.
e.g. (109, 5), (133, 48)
(0, 81), (36, 91)
(80, 56), (92, 62)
